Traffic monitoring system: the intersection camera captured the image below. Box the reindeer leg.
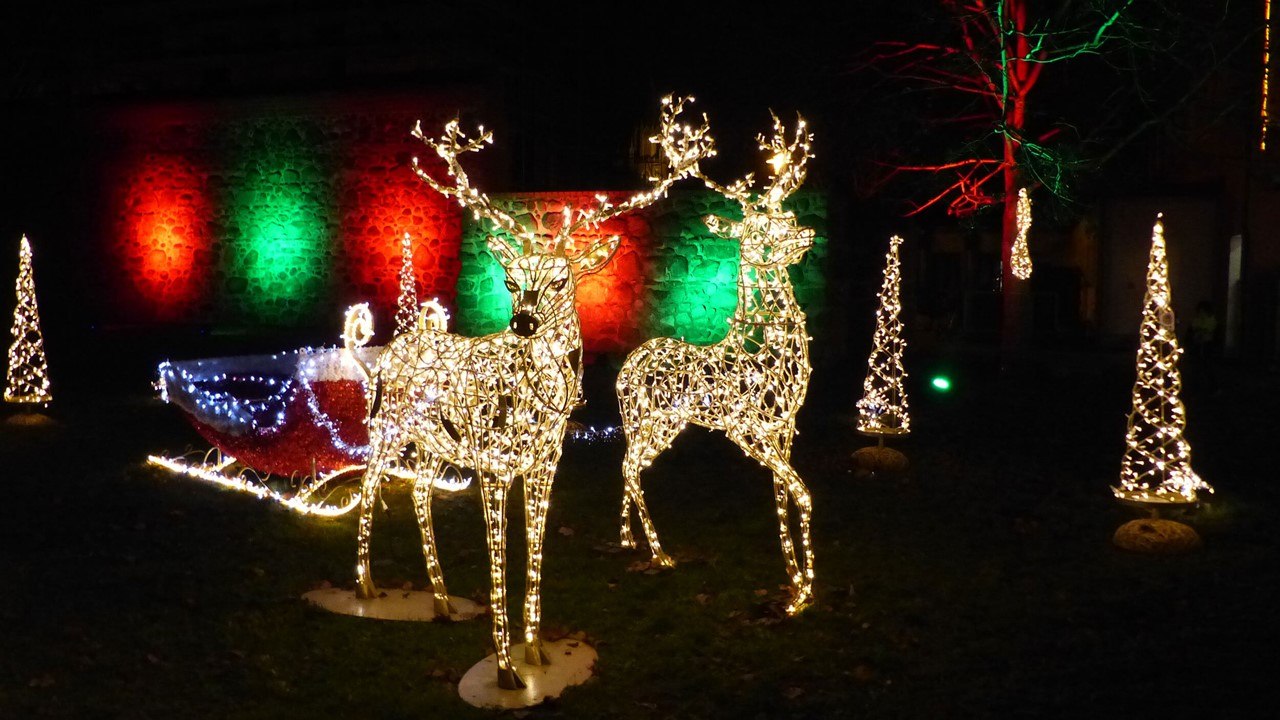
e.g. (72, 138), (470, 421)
(738, 434), (814, 615)
(521, 471), (553, 666)
(620, 419), (682, 567)
(355, 430), (391, 600)
(411, 452), (455, 617)
(480, 476), (524, 690)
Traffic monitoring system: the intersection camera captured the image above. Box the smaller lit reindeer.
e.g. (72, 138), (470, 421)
(351, 96), (715, 690)
(617, 113), (817, 614)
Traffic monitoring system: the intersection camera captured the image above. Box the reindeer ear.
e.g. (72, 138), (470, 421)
(572, 235), (621, 276)
(486, 236), (520, 266)
(705, 215), (741, 238)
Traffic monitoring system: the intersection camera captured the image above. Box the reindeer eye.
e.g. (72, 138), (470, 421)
(551, 276), (568, 291)
(505, 278), (520, 293)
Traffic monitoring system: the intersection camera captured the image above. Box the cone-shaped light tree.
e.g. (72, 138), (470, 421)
(1113, 214), (1212, 504)
(5, 234), (52, 405)
(857, 234), (910, 436)
(394, 232), (418, 337)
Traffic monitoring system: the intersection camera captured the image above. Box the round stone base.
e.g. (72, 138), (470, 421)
(458, 640), (597, 709)
(1113, 518), (1202, 554)
(851, 445), (909, 477)
(302, 588), (484, 622)
(4, 411), (55, 427)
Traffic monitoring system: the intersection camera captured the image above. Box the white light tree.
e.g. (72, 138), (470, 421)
(857, 234), (910, 437)
(5, 234), (52, 405)
(1112, 214), (1211, 504)
(394, 232), (418, 337)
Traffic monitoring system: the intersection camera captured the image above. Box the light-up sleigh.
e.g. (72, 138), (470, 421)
(149, 332), (469, 518)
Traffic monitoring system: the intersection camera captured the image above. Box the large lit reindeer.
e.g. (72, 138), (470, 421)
(352, 96), (715, 690)
(616, 113), (817, 614)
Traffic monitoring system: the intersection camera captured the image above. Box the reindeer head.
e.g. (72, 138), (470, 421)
(701, 112), (815, 270)
(487, 233), (620, 338)
(411, 95), (715, 339)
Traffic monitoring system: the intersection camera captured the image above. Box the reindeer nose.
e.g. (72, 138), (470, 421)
(511, 311), (539, 338)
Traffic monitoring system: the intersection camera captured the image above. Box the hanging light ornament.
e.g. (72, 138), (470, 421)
(1112, 214), (1212, 505)
(5, 234), (52, 405)
(1010, 187), (1033, 280)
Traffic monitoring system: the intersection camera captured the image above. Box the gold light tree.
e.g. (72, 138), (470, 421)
(616, 112), (817, 615)
(1010, 187), (1033, 280)
(856, 234), (910, 436)
(1112, 214), (1212, 505)
(394, 232), (419, 336)
(352, 96), (715, 696)
(5, 234), (52, 405)
(851, 234), (911, 477)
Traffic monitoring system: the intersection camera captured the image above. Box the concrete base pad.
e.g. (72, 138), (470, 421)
(1113, 518), (1202, 554)
(302, 588), (484, 621)
(458, 640), (597, 709)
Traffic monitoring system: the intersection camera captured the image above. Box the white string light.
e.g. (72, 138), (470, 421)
(354, 96), (715, 690)
(617, 112), (817, 615)
(857, 234), (910, 435)
(395, 232), (419, 337)
(5, 234), (52, 405)
(1112, 214), (1213, 505)
(1010, 187), (1033, 280)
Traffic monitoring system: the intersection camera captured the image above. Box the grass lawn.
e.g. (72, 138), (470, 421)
(2, 346), (1276, 718)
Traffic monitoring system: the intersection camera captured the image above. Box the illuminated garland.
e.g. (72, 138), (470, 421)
(1112, 215), (1213, 504)
(5, 235), (52, 405)
(617, 112), (817, 615)
(857, 234), (910, 436)
(352, 96), (714, 691)
(1010, 187), (1033, 280)
(395, 232), (419, 336)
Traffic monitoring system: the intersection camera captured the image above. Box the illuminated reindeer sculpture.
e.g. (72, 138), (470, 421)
(352, 96), (715, 690)
(617, 113), (817, 614)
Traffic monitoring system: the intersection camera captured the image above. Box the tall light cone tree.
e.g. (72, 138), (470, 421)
(1113, 215), (1211, 504)
(394, 232), (418, 337)
(5, 234), (52, 404)
(857, 234), (910, 435)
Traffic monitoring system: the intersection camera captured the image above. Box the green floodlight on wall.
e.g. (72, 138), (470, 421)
(930, 375), (952, 392)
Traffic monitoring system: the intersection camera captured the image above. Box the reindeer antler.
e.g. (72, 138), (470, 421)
(553, 95), (717, 254)
(411, 119), (536, 252)
(698, 111), (814, 213)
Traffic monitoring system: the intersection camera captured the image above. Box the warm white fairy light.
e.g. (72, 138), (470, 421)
(1113, 214), (1213, 505)
(857, 234), (911, 436)
(5, 235), (52, 405)
(354, 97), (714, 690)
(617, 112), (816, 615)
(1011, 187), (1033, 280)
(395, 232), (419, 336)
(1263, 0), (1273, 151)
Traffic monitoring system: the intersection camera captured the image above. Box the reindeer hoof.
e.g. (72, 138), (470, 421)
(433, 595), (458, 618)
(524, 641), (550, 667)
(497, 666), (527, 690)
(785, 588), (813, 616)
(653, 552), (676, 569)
(355, 581), (378, 600)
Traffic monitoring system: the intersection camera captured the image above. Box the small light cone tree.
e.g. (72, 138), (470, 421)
(1112, 214), (1212, 506)
(394, 232), (418, 337)
(5, 234), (52, 405)
(853, 234), (910, 476)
